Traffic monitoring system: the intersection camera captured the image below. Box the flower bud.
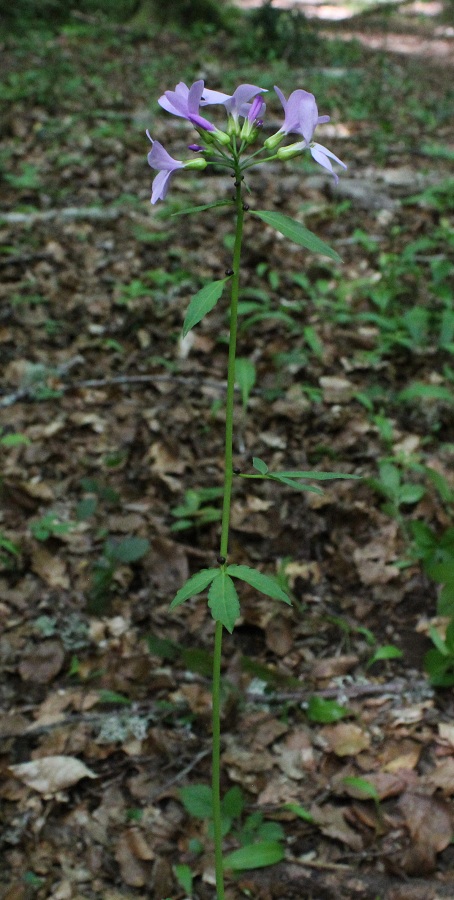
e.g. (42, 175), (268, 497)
(184, 158), (208, 171)
(276, 141), (306, 161)
(263, 131), (285, 151)
(227, 116), (241, 138)
(203, 127), (232, 147)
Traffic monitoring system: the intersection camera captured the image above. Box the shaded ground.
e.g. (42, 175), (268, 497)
(1, 6), (454, 899)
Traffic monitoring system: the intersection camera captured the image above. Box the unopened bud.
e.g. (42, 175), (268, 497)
(264, 131), (285, 151)
(184, 158), (208, 171)
(276, 141), (306, 161)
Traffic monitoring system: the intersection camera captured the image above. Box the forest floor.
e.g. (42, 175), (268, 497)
(1, 4), (454, 899)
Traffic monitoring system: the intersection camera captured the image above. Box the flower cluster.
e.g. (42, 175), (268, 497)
(147, 80), (346, 203)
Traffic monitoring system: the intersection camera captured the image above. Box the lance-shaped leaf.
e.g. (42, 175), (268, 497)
(170, 568), (218, 610)
(251, 210), (341, 262)
(224, 841), (285, 871)
(226, 564), (291, 605)
(183, 278), (229, 337)
(172, 200), (234, 216)
(253, 456), (268, 475)
(208, 571), (240, 632)
(275, 470), (358, 480)
(265, 475), (324, 494)
(235, 358), (256, 410)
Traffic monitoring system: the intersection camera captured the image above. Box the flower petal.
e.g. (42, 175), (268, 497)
(310, 142), (347, 183)
(151, 169), (173, 203)
(147, 140), (184, 171)
(225, 83), (267, 118)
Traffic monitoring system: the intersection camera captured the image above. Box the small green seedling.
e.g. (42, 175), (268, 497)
(170, 487), (224, 531)
(424, 620), (454, 687)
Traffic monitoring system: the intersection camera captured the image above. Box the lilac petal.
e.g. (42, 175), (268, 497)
(147, 140), (184, 172)
(310, 142), (347, 183)
(187, 80), (205, 115)
(284, 90), (311, 133)
(295, 92), (319, 143)
(248, 96), (266, 123)
(158, 82), (190, 116)
(151, 170), (173, 203)
(318, 115), (330, 125)
(312, 142), (347, 168)
(225, 83), (267, 117)
(200, 87), (231, 106)
(274, 85), (287, 110)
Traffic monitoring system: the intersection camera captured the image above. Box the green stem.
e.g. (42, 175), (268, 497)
(219, 174), (245, 560)
(212, 619), (224, 899)
(212, 170), (245, 900)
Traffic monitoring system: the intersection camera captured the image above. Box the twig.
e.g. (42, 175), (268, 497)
(0, 372), (233, 409)
(0, 206), (125, 225)
(246, 678), (432, 704)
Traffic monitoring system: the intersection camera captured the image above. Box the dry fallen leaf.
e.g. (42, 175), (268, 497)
(9, 755), (97, 795)
(320, 722), (371, 757)
(19, 639), (65, 684)
(399, 791), (452, 874)
(31, 544), (69, 588)
(423, 757), (454, 796)
(311, 803), (363, 850)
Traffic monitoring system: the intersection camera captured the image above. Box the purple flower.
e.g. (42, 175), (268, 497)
(274, 86), (330, 142)
(247, 94), (266, 124)
(147, 136), (185, 203)
(309, 142), (347, 184)
(222, 83), (267, 122)
(147, 133), (208, 203)
(271, 86), (346, 183)
(158, 80), (228, 131)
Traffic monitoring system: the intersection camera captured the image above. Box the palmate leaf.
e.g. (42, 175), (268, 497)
(208, 572), (240, 633)
(226, 564), (291, 605)
(170, 568), (218, 610)
(251, 210), (342, 262)
(183, 278), (229, 337)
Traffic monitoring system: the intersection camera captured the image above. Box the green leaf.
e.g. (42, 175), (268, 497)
(398, 382), (453, 404)
(438, 584), (454, 617)
(183, 279), (228, 336)
(272, 470), (358, 481)
(429, 626), (448, 656)
(307, 695), (349, 723)
(208, 572), (240, 632)
(224, 841), (285, 871)
(146, 635), (179, 661)
(180, 784), (213, 819)
(342, 777), (380, 802)
(251, 210), (342, 262)
(235, 357), (256, 409)
(226, 564), (291, 605)
(222, 785), (244, 820)
(106, 536), (149, 563)
(170, 568), (218, 610)
(268, 474), (323, 494)
(172, 200), (234, 216)
(0, 432), (30, 447)
(252, 456), (268, 475)
(181, 647), (213, 677)
(283, 803), (314, 823)
(174, 863), (193, 895)
(367, 644), (403, 667)
(97, 690), (131, 705)
(398, 484), (425, 505)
